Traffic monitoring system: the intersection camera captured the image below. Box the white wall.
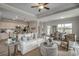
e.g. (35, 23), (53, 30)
(42, 16), (79, 40)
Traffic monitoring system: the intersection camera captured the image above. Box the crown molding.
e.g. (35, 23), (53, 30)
(0, 3), (36, 17)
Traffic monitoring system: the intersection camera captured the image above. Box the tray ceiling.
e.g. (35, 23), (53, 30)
(0, 3), (79, 22)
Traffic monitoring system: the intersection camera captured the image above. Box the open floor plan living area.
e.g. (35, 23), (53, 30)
(0, 3), (79, 56)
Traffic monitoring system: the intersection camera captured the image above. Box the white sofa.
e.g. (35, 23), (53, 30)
(18, 33), (45, 55)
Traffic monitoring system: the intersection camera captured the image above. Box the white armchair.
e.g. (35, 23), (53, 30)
(40, 43), (58, 56)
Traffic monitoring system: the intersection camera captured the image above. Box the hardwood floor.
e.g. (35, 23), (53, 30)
(0, 40), (76, 56)
(16, 47), (75, 56)
(16, 48), (41, 56)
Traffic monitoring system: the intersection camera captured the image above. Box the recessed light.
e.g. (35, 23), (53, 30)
(60, 16), (64, 19)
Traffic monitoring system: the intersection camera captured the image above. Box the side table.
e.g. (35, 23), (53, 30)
(5, 41), (20, 56)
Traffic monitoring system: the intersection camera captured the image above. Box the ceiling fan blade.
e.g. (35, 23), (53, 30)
(44, 7), (50, 10)
(38, 3), (41, 4)
(44, 3), (48, 5)
(31, 6), (38, 8)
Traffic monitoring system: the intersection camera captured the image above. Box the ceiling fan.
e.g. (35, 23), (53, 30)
(31, 3), (50, 12)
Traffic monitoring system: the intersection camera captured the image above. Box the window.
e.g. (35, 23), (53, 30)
(47, 26), (51, 35)
(57, 23), (72, 34)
